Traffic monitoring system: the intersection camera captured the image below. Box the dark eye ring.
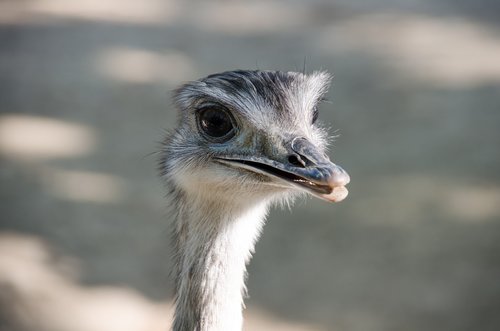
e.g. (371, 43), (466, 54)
(312, 106), (319, 124)
(197, 106), (236, 141)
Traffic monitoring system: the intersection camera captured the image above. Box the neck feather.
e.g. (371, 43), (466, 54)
(172, 192), (269, 331)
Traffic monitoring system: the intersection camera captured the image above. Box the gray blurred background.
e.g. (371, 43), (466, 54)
(1, 1), (499, 330)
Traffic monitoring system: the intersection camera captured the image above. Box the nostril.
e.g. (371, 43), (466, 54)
(288, 154), (306, 167)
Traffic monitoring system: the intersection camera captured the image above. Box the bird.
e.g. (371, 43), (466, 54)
(160, 70), (350, 331)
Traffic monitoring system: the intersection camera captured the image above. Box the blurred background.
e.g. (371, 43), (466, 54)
(1, 0), (499, 330)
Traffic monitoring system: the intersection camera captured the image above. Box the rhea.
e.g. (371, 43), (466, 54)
(161, 70), (350, 331)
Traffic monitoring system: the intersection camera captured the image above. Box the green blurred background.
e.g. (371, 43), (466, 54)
(1, 1), (499, 330)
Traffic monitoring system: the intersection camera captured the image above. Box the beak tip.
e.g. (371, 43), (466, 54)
(322, 186), (349, 202)
(322, 165), (349, 202)
(327, 165), (350, 187)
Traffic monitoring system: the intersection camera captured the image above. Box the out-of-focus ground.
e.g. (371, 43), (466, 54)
(1, 1), (499, 330)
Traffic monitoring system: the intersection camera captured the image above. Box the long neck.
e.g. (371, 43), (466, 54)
(172, 192), (269, 331)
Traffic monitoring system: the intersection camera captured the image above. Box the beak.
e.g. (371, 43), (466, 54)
(216, 137), (350, 202)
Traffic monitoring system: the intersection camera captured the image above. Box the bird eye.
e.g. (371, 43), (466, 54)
(198, 107), (235, 140)
(312, 106), (319, 124)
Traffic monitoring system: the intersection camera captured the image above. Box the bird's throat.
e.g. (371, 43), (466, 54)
(172, 195), (269, 331)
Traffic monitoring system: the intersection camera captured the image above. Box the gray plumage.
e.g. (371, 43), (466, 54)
(161, 70), (350, 331)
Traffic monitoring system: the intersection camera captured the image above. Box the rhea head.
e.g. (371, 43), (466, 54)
(162, 70), (350, 208)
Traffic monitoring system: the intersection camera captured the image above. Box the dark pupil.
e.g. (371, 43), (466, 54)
(200, 108), (233, 138)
